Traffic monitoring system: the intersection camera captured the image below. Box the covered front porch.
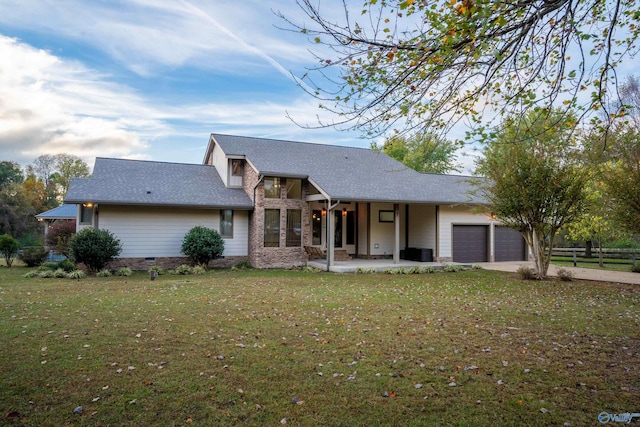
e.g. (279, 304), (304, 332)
(306, 257), (469, 273)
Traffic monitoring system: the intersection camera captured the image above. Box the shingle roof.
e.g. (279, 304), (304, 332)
(211, 134), (485, 204)
(35, 204), (77, 219)
(65, 158), (253, 209)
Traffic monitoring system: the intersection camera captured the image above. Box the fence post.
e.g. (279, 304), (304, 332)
(633, 253), (637, 267)
(573, 249), (577, 267)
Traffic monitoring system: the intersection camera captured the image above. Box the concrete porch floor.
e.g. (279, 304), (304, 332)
(306, 258), (468, 273)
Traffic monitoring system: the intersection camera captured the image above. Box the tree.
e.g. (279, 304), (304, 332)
(52, 154), (91, 196)
(592, 76), (640, 236)
(280, 0), (639, 138)
(0, 161), (24, 189)
(372, 132), (462, 174)
(28, 154), (91, 205)
(566, 181), (619, 267)
(181, 226), (225, 268)
(69, 228), (122, 273)
(0, 183), (39, 239)
(475, 109), (588, 279)
(45, 220), (76, 257)
(0, 234), (20, 267)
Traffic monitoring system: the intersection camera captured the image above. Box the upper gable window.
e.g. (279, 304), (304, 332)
(264, 177), (281, 198)
(229, 160), (243, 187)
(286, 179), (302, 199)
(231, 160), (243, 176)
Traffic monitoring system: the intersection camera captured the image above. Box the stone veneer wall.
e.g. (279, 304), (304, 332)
(243, 165), (311, 268)
(107, 256), (247, 271)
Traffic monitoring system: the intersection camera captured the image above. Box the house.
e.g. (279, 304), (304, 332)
(64, 133), (527, 270)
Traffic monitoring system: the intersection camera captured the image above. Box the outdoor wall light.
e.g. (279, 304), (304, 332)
(342, 208), (347, 216)
(321, 208), (327, 216)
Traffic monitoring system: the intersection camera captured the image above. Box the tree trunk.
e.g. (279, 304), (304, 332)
(585, 240), (592, 258)
(597, 239), (604, 268)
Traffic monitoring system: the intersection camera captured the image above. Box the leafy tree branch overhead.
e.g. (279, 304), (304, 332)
(279, 0), (639, 138)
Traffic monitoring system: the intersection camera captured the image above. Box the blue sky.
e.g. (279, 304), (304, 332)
(0, 0), (384, 171)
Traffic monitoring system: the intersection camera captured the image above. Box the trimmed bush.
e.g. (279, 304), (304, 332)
(0, 234), (20, 267)
(96, 269), (112, 277)
(67, 270), (86, 280)
(69, 228), (122, 273)
(631, 264), (640, 274)
(556, 268), (574, 281)
(517, 266), (538, 280)
(181, 226), (225, 267)
(115, 267), (132, 277)
(173, 264), (193, 275)
(191, 265), (206, 275)
(19, 247), (48, 267)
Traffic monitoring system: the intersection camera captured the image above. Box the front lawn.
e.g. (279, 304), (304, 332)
(1, 267), (639, 426)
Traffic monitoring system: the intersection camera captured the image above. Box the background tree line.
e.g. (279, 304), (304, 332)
(0, 154), (90, 245)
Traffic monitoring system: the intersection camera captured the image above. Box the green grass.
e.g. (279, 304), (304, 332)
(551, 256), (638, 272)
(1, 266), (639, 426)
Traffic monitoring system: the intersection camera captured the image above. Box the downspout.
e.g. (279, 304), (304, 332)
(250, 175), (264, 265)
(252, 174), (264, 205)
(325, 199), (341, 272)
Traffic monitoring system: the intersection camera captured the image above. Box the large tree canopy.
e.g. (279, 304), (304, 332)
(475, 109), (588, 279)
(372, 132), (462, 173)
(281, 0), (639, 138)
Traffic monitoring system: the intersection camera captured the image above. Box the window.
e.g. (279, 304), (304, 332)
(231, 160), (243, 176)
(264, 177), (280, 198)
(229, 160), (243, 187)
(311, 210), (322, 245)
(264, 209), (280, 247)
(286, 209), (302, 247)
(220, 209), (233, 238)
(286, 178), (302, 199)
(80, 204), (93, 224)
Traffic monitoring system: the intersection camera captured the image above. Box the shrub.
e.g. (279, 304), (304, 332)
(0, 234), (20, 267)
(181, 226), (225, 267)
(115, 267), (132, 277)
(23, 270), (40, 278)
(69, 228), (122, 273)
(232, 260), (251, 271)
(472, 264), (484, 270)
(631, 264), (640, 273)
(53, 268), (67, 278)
(57, 259), (76, 272)
(45, 220), (76, 257)
(67, 269), (86, 280)
(191, 265), (206, 275)
(96, 269), (112, 277)
(355, 267), (376, 274)
(556, 268), (574, 281)
(148, 265), (164, 275)
(419, 266), (436, 274)
(517, 266), (538, 280)
(173, 264), (193, 275)
(19, 247), (48, 267)
(443, 264), (466, 273)
(38, 270), (54, 278)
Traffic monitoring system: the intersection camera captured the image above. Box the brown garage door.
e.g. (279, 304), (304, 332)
(494, 226), (526, 261)
(452, 225), (488, 263)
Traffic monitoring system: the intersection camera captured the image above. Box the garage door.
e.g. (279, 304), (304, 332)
(452, 225), (488, 263)
(494, 226), (526, 261)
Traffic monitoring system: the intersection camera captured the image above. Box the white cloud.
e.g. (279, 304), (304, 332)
(0, 36), (157, 165)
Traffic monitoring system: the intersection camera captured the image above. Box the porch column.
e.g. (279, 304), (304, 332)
(394, 203), (400, 264)
(326, 201), (334, 271)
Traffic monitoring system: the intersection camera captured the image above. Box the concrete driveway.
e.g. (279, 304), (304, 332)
(478, 261), (640, 285)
